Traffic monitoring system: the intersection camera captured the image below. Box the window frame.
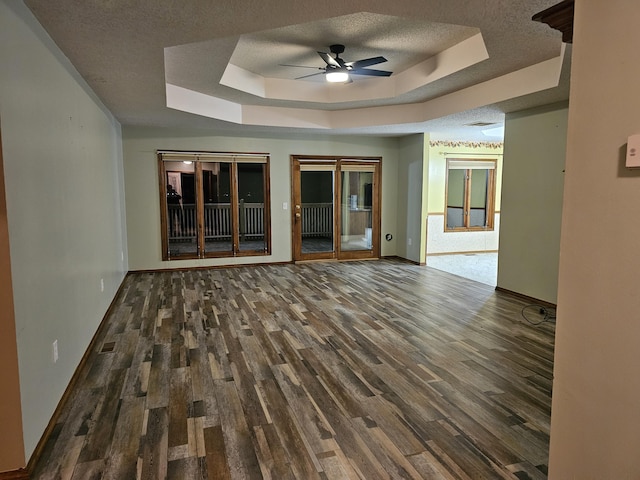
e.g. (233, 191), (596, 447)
(158, 151), (271, 261)
(444, 158), (497, 232)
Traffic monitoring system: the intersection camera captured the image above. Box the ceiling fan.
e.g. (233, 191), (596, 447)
(282, 44), (392, 83)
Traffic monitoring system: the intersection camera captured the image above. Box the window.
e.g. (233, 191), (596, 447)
(445, 159), (496, 231)
(159, 151), (271, 260)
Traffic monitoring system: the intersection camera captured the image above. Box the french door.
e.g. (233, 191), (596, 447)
(291, 156), (381, 262)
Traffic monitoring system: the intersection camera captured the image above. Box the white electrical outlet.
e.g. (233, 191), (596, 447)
(283, 202), (288, 210)
(408, 238), (412, 246)
(52, 340), (58, 363)
(121, 251), (124, 262)
(100, 278), (104, 292)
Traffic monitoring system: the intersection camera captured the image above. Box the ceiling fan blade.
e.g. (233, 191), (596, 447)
(350, 68), (393, 77)
(318, 51), (341, 68)
(295, 71), (326, 80)
(347, 56), (387, 69)
(280, 64), (324, 70)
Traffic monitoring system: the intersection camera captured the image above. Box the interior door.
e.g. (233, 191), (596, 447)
(292, 156), (381, 262)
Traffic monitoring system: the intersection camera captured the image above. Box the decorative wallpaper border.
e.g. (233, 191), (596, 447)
(429, 140), (504, 149)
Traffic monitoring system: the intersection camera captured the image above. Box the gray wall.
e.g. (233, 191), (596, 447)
(498, 104), (567, 303)
(0, 0), (128, 458)
(123, 127), (400, 270)
(396, 134), (426, 263)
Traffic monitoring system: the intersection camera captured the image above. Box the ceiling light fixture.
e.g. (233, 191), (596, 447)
(326, 71), (349, 83)
(183, 160), (193, 165)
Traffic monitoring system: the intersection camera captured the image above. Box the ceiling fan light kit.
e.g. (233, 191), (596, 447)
(326, 71), (350, 83)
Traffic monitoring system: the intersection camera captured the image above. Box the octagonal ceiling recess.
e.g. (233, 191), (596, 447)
(219, 13), (487, 103)
(164, 11), (565, 131)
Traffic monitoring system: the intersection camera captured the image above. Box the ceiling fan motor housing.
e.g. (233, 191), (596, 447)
(330, 44), (346, 55)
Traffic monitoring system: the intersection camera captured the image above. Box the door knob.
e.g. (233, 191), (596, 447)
(295, 212), (301, 218)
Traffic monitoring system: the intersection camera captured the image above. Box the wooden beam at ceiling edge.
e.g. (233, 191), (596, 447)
(532, 0), (574, 44)
(0, 469), (29, 480)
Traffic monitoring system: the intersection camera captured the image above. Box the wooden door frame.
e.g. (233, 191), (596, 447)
(291, 155), (382, 262)
(0, 121), (28, 473)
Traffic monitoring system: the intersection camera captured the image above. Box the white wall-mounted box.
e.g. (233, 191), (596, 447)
(626, 134), (640, 168)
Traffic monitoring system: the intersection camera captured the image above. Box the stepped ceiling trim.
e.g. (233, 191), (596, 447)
(166, 45), (565, 130)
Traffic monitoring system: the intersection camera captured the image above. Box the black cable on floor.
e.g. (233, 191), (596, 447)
(521, 304), (556, 325)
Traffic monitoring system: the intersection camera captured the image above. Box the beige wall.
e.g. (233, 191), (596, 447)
(498, 104), (567, 304)
(123, 127), (400, 270)
(549, 1), (640, 477)
(0, 0), (128, 460)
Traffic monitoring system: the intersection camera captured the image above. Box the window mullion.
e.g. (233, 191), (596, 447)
(487, 169), (496, 229)
(464, 169), (472, 229)
(335, 163), (342, 259)
(263, 162), (271, 254)
(195, 161), (205, 258)
(158, 156), (170, 260)
(230, 162), (240, 254)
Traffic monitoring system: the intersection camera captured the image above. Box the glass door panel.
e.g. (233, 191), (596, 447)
(165, 161), (198, 258)
(340, 169), (374, 252)
(292, 160), (336, 261)
(301, 170), (334, 254)
(237, 162), (267, 253)
(201, 162), (233, 255)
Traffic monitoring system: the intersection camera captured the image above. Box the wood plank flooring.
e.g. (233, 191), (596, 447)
(31, 260), (555, 480)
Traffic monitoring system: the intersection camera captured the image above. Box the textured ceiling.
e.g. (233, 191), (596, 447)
(23, 0), (571, 140)
(230, 13), (478, 80)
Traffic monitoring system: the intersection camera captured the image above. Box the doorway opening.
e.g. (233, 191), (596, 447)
(426, 156), (501, 286)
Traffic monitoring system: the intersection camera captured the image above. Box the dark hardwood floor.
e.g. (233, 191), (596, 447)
(31, 259), (555, 480)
